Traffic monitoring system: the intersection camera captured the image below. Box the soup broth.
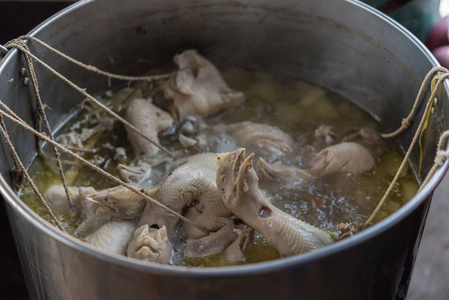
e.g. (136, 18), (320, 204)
(19, 68), (419, 267)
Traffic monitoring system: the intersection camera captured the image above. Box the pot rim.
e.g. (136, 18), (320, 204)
(0, 0), (448, 276)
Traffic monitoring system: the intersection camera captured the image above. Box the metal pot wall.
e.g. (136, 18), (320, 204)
(0, 0), (448, 299)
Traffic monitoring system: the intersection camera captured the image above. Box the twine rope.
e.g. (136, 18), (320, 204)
(16, 35), (172, 83)
(4, 37), (449, 234)
(5, 38), (175, 158)
(0, 101), (206, 232)
(0, 115), (64, 231)
(0, 36), (206, 232)
(420, 131), (449, 189)
(364, 69), (449, 228)
(381, 66), (449, 138)
(13, 39), (75, 210)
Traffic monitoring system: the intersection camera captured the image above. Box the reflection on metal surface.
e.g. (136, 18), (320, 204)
(0, 45), (8, 55)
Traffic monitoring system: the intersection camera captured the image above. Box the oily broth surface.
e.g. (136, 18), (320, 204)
(19, 69), (419, 266)
(219, 69), (418, 229)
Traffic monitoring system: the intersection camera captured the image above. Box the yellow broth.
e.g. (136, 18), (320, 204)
(19, 69), (419, 266)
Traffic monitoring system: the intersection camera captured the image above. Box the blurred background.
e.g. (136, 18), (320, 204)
(0, 0), (448, 299)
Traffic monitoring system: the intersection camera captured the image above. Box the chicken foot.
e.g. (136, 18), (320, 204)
(216, 148), (333, 257)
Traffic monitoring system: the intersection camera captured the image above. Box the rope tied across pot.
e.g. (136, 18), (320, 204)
(0, 36), (448, 234)
(364, 67), (449, 228)
(0, 36), (205, 233)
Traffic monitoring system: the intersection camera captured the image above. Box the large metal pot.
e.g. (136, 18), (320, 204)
(0, 0), (447, 299)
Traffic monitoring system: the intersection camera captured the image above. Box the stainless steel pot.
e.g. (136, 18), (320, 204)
(0, 0), (448, 299)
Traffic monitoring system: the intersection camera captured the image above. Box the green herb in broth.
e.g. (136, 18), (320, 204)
(20, 68), (419, 266)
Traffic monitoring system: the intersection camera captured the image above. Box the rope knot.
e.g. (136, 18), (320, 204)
(11, 166), (25, 189)
(401, 118), (411, 127)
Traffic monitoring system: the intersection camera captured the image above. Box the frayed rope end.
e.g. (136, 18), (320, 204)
(435, 149), (449, 167)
